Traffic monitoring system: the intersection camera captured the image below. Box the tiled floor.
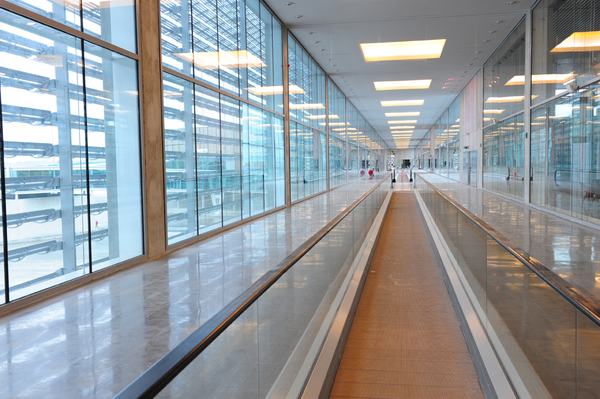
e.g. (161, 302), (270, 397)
(330, 192), (484, 399)
(420, 173), (600, 304)
(0, 176), (388, 399)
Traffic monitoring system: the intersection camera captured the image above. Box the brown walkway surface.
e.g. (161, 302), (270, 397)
(330, 192), (484, 399)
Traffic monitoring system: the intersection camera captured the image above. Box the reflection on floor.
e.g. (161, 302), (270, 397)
(420, 172), (600, 399)
(422, 173), (600, 304)
(0, 176), (386, 399)
(330, 192), (484, 399)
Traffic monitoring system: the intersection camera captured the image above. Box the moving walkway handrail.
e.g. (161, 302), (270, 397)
(416, 174), (600, 328)
(114, 173), (392, 399)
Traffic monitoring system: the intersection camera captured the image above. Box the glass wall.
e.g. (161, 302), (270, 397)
(0, 6), (143, 301)
(164, 71), (285, 245)
(328, 79), (347, 188)
(483, 114), (525, 199)
(532, 0), (600, 106)
(288, 35), (327, 201)
(483, 20), (526, 127)
(448, 97), (461, 181)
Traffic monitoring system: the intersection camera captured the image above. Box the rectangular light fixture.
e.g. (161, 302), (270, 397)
(319, 122), (349, 126)
(306, 114), (340, 120)
(485, 96), (538, 103)
(332, 128), (347, 132)
(484, 109), (505, 114)
(551, 32), (600, 52)
(390, 126), (415, 129)
(175, 50), (266, 69)
(505, 74), (576, 86)
(288, 103), (325, 110)
(361, 39), (446, 62)
(388, 120), (418, 124)
(381, 99), (424, 107)
(374, 79), (431, 91)
(246, 85), (305, 95)
(385, 112), (420, 117)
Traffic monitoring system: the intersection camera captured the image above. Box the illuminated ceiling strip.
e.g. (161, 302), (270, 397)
(388, 120), (418, 124)
(381, 99), (424, 107)
(385, 112), (420, 117)
(174, 50), (266, 69)
(504, 74), (576, 86)
(551, 31), (600, 52)
(374, 79), (432, 91)
(361, 39), (446, 62)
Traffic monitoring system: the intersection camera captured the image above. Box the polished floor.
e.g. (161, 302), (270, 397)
(330, 192), (484, 399)
(0, 176), (387, 399)
(419, 172), (600, 304)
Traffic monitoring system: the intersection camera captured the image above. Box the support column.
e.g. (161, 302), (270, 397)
(138, 0), (166, 259)
(524, 9), (533, 204)
(282, 27), (291, 206)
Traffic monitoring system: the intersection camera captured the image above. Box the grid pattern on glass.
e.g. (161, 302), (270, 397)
(4, 0), (136, 52)
(532, 0), (600, 106)
(164, 72), (285, 245)
(288, 35), (326, 128)
(160, 0), (283, 111)
(483, 113), (525, 199)
(483, 19), (526, 127)
(447, 97), (461, 181)
(530, 84), (600, 224)
(0, 9), (143, 300)
(290, 121), (326, 202)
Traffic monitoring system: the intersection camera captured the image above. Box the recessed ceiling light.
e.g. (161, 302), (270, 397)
(295, 15), (303, 18)
(496, 20), (505, 24)
(175, 50), (265, 69)
(360, 39), (446, 62)
(285, 1), (294, 5)
(388, 120), (418, 124)
(246, 85), (305, 95)
(385, 112), (420, 117)
(508, 1), (519, 4)
(283, 103), (325, 109)
(483, 39), (491, 43)
(505, 73), (576, 85)
(489, 31), (497, 34)
(390, 125), (415, 129)
(381, 99), (424, 107)
(374, 79), (432, 91)
(486, 95), (538, 103)
(551, 32), (600, 52)
(306, 114), (339, 120)
(483, 109), (505, 114)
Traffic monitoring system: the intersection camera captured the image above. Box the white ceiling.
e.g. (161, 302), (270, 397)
(263, 0), (537, 149)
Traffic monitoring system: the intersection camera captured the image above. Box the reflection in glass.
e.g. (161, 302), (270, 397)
(164, 74), (196, 244)
(533, 0), (600, 105)
(84, 42), (143, 271)
(0, 10), (142, 299)
(483, 20), (526, 127)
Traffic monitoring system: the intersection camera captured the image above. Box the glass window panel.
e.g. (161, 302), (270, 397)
(164, 73), (196, 245)
(195, 84), (222, 234)
(221, 95), (242, 226)
(191, 0), (219, 86)
(0, 13), (87, 299)
(84, 42), (143, 271)
(532, 0), (600, 105)
(483, 19), (526, 127)
(160, 0), (193, 76)
(82, 0), (136, 53)
(4, 0), (81, 33)
(217, 0), (241, 96)
(273, 114), (285, 207)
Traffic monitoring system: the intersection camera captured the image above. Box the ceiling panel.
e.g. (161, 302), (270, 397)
(263, 0), (537, 148)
